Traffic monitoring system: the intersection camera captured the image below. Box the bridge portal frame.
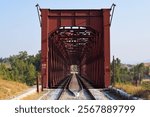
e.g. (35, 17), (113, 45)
(41, 9), (111, 88)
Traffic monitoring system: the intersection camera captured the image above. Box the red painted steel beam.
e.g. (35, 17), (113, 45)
(41, 9), (111, 88)
(41, 9), (49, 88)
(102, 9), (111, 87)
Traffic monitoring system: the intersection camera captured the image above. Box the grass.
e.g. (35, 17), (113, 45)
(115, 82), (150, 99)
(142, 80), (150, 90)
(0, 78), (29, 99)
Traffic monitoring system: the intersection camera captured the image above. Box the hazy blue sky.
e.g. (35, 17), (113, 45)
(0, 0), (150, 64)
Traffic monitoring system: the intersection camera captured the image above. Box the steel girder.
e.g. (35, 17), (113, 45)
(41, 9), (111, 88)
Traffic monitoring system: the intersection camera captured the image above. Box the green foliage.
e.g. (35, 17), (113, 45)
(111, 58), (148, 86)
(0, 51), (41, 86)
(111, 58), (122, 83)
(25, 64), (36, 86)
(0, 64), (8, 78)
(132, 63), (145, 82)
(145, 67), (150, 76)
(0, 58), (3, 62)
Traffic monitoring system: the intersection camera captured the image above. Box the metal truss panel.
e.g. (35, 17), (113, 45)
(41, 9), (111, 88)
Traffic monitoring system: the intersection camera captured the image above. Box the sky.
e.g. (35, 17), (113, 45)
(0, 0), (150, 64)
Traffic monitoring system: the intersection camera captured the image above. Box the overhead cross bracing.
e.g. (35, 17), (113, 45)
(49, 26), (97, 65)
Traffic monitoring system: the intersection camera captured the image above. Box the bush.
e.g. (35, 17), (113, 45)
(0, 51), (41, 86)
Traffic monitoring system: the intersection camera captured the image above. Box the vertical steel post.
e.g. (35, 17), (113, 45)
(41, 9), (49, 88)
(102, 9), (111, 88)
(41, 74), (44, 91)
(36, 76), (39, 93)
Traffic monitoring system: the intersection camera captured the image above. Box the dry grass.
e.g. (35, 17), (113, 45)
(115, 83), (143, 95)
(21, 91), (48, 100)
(0, 78), (29, 99)
(115, 83), (150, 99)
(142, 80), (150, 90)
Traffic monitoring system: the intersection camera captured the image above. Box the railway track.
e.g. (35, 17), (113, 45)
(55, 74), (73, 100)
(40, 74), (139, 100)
(72, 75), (139, 100)
(58, 73), (96, 100)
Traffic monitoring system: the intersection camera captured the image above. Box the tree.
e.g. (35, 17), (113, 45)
(113, 58), (122, 83)
(34, 50), (41, 72)
(18, 51), (28, 61)
(0, 58), (3, 62)
(0, 51), (41, 86)
(132, 63), (145, 86)
(111, 57), (135, 84)
(0, 64), (7, 77)
(25, 64), (36, 86)
(145, 66), (150, 76)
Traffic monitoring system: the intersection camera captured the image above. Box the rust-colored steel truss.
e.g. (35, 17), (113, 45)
(41, 9), (111, 88)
